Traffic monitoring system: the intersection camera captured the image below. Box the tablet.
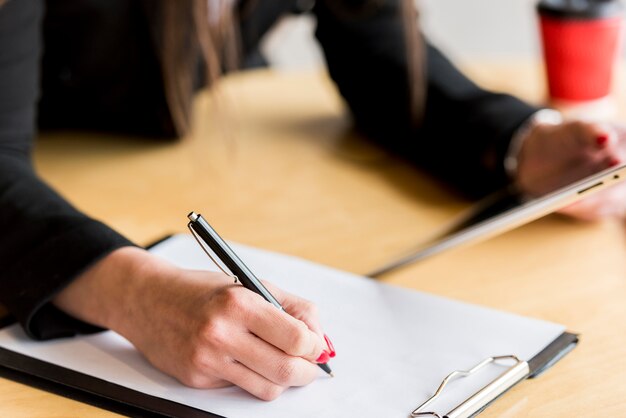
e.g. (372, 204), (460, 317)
(368, 164), (626, 277)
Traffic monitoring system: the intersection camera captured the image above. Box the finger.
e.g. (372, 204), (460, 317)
(219, 359), (287, 401)
(580, 125), (622, 162)
(230, 331), (320, 387)
(609, 124), (626, 156)
(560, 198), (607, 221)
(548, 152), (618, 192)
(209, 379), (232, 388)
(556, 121), (611, 152)
(176, 368), (231, 389)
(560, 183), (626, 220)
(263, 282), (325, 337)
(246, 299), (326, 362)
(189, 377), (231, 389)
(263, 282), (335, 356)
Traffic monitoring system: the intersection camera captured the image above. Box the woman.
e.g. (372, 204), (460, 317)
(1, 0), (624, 401)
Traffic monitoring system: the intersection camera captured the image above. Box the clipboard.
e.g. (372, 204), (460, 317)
(0, 235), (579, 417)
(0, 327), (577, 418)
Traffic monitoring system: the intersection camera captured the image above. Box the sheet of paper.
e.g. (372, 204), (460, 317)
(0, 234), (565, 418)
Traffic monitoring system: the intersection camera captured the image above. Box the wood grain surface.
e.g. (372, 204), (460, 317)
(1, 63), (625, 417)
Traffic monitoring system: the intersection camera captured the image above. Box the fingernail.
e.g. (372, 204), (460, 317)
(597, 134), (609, 147)
(324, 334), (336, 358)
(609, 157), (620, 167)
(316, 350), (331, 364)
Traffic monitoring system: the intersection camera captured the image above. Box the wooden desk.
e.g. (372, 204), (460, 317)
(1, 65), (626, 417)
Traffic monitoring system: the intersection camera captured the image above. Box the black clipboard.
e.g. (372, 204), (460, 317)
(0, 326), (577, 418)
(0, 236), (579, 418)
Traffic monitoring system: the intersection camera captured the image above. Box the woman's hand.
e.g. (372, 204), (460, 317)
(54, 247), (331, 401)
(515, 120), (626, 220)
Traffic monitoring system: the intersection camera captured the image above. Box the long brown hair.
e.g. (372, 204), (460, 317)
(400, 0), (425, 125)
(159, 0), (236, 136)
(160, 0), (425, 136)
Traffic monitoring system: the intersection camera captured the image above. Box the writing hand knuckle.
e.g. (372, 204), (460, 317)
(213, 286), (249, 317)
(201, 319), (228, 347)
(259, 384), (284, 402)
(181, 372), (208, 389)
(275, 358), (298, 386)
(286, 322), (309, 356)
(189, 345), (211, 371)
(302, 300), (318, 317)
(217, 285), (237, 303)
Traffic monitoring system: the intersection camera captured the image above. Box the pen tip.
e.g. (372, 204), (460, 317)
(329, 372), (335, 378)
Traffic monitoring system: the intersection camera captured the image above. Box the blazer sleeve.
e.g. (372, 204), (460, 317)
(0, 0), (133, 340)
(314, 0), (539, 197)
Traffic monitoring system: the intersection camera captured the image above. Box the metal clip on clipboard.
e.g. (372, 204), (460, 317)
(411, 355), (530, 418)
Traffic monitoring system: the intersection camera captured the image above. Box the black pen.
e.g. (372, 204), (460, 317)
(187, 212), (333, 377)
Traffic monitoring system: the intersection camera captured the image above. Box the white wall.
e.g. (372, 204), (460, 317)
(417, 0), (541, 61)
(261, 0), (543, 70)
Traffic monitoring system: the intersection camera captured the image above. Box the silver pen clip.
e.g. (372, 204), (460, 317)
(188, 222), (239, 284)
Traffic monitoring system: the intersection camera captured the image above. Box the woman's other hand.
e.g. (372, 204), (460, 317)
(515, 120), (626, 220)
(54, 247), (331, 401)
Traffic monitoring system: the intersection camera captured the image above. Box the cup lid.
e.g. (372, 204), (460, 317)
(538, 0), (624, 19)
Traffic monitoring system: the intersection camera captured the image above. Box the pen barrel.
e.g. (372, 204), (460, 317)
(189, 218), (283, 309)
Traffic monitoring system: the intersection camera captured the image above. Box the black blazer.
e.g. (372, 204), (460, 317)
(0, 0), (537, 340)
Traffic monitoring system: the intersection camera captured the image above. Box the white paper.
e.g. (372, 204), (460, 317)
(0, 235), (565, 418)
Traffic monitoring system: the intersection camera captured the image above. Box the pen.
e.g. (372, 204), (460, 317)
(187, 212), (334, 377)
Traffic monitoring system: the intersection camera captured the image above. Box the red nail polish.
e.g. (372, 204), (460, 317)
(316, 350), (330, 364)
(324, 334), (336, 358)
(609, 157), (620, 167)
(597, 134), (609, 147)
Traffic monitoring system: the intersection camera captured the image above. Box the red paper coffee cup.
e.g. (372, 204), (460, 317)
(538, 0), (624, 102)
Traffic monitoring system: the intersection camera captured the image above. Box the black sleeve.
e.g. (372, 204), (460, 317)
(314, 0), (539, 197)
(0, 0), (133, 340)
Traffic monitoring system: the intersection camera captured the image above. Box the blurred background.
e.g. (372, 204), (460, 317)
(261, 0), (542, 71)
